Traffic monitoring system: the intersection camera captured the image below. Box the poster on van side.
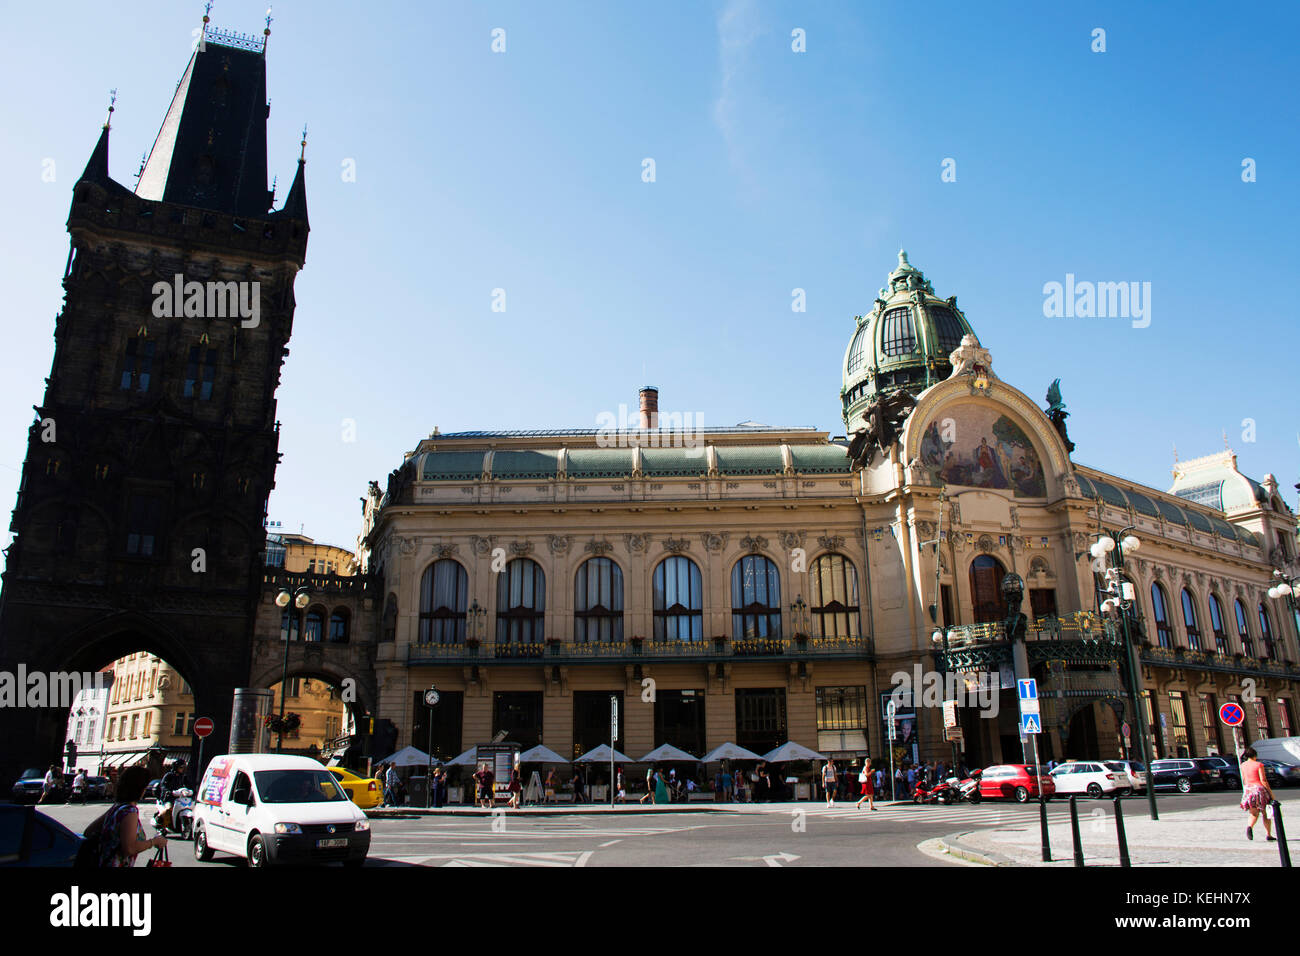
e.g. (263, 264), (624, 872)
(199, 755), (234, 805)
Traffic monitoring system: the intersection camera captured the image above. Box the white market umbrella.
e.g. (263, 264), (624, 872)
(518, 745), (570, 764)
(763, 741), (827, 763)
(700, 742), (762, 763)
(639, 743), (700, 763)
(379, 745), (431, 767)
(443, 747), (478, 767)
(572, 744), (634, 764)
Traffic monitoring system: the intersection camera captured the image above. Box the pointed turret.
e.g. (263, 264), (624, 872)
(278, 128), (309, 225)
(78, 125), (112, 186)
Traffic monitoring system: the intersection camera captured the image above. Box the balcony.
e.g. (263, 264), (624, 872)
(262, 569), (378, 598)
(1137, 644), (1300, 681)
(938, 613), (1124, 669)
(406, 634), (874, 666)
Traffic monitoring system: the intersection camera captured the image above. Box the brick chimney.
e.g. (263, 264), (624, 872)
(638, 386), (659, 430)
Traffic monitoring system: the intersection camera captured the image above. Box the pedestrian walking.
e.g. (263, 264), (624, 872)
(38, 764), (63, 805)
(822, 759), (838, 807)
(721, 768), (733, 802)
(856, 762), (877, 810)
(71, 768), (88, 804)
(1239, 747), (1276, 841)
(642, 766), (657, 804)
(894, 766), (904, 799)
(734, 768), (746, 803)
(507, 769), (522, 809)
(385, 763), (402, 807)
(616, 765), (626, 803)
(545, 768), (557, 804)
(655, 766), (670, 805)
(906, 764), (918, 797)
(874, 767), (884, 796)
(84, 766), (168, 867)
(571, 766), (586, 804)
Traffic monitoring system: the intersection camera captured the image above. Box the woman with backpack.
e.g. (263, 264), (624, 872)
(83, 766), (167, 867)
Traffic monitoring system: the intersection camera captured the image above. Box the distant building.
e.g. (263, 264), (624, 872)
(62, 668), (114, 773)
(100, 653), (195, 772)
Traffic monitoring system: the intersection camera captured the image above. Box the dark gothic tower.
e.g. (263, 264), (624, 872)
(0, 19), (309, 781)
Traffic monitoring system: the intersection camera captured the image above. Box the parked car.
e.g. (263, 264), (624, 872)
(1201, 755), (1240, 788)
(0, 805), (82, 866)
(1050, 761), (1129, 797)
(1259, 759), (1300, 787)
(9, 769), (47, 804)
(1104, 760), (1146, 793)
(1148, 758), (1221, 793)
(327, 767), (384, 809)
(976, 765), (1055, 802)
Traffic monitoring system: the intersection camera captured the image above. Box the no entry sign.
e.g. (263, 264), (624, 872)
(1218, 703), (1244, 726)
(194, 717), (215, 738)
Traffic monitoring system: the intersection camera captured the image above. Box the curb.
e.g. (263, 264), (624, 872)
(933, 832), (1012, 866)
(365, 804), (733, 818)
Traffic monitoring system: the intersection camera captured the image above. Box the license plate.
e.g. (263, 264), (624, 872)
(317, 838), (348, 848)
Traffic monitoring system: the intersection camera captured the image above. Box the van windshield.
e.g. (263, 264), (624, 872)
(253, 769), (347, 804)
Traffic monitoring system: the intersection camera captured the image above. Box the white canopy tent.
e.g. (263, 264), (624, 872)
(763, 741), (827, 763)
(572, 744), (634, 764)
(699, 742), (762, 763)
(378, 745), (431, 767)
(638, 744), (700, 763)
(518, 745), (570, 764)
(443, 747), (478, 767)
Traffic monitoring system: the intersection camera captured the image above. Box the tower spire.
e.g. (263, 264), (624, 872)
(103, 88), (116, 129)
(263, 5), (273, 49)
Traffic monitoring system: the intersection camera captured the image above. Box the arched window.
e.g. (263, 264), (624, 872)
(304, 608), (325, 642)
(419, 560), (468, 644)
(328, 609), (350, 643)
(880, 307), (916, 356)
(1181, 589), (1201, 651)
(1207, 594), (1228, 655)
(280, 610), (300, 643)
(731, 555), (782, 640)
(1235, 599), (1254, 657)
(810, 554), (860, 637)
(653, 556), (703, 642)
(497, 558), (545, 644)
(969, 555), (1006, 624)
(1259, 604), (1275, 659)
(574, 557), (623, 643)
(1151, 583), (1173, 649)
(381, 593), (397, 643)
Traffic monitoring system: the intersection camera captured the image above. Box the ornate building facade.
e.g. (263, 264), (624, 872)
(358, 252), (1299, 771)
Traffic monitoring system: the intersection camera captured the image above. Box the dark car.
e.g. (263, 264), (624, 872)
(0, 805), (83, 866)
(1201, 755), (1240, 788)
(69, 775), (110, 801)
(1259, 759), (1300, 787)
(1149, 758), (1221, 793)
(9, 769), (67, 805)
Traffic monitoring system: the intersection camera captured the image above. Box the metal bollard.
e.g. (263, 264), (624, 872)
(1113, 795), (1131, 867)
(1272, 801), (1292, 868)
(1039, 798), (1052, 862)
(1068, 795), (1085, 867)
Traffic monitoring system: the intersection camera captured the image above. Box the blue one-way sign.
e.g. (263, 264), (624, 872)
(1020, 713), (1042, 735)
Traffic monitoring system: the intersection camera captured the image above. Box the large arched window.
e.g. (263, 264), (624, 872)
(969, 555), (1006, 624)
(810, 554), (861, 637)
(1207, 593), (1228, 655)
(497, 558), (545, 644)
(1259, 604), (1275, 659)
(574, 557), (623, 643)
(653, 556), (703, 642)
(1235, 599), (1254, 657)
(731, 555), (782, 640)
(328, 609), (350, 643)
(419, 560), (468, 644)
(1181, 589), (1202, 651)
(1151, 583), (1173, 649)
(304, 607), (325, 643)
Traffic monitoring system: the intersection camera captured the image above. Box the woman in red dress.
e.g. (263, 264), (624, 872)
(1239, 747), (1275, 841)
(856, 762), (877, 811)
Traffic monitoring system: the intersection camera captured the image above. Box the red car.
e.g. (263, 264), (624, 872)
(977, 764), (1055, 802)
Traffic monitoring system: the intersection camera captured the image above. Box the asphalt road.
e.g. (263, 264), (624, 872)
(28, 790), (1265, 867)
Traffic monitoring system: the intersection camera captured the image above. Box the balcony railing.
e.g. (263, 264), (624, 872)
(406, 634), (874, 665)
(1138, 645), (1300, 680)
(943, 612), (1116, 648)
(262, 569), (378, 597)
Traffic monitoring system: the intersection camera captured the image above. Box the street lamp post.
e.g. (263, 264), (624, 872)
(920, 489), (951, 771)
(273, 586), (311, 754)
(424, 686), (440, 808)
(1092, 528), (1158, 821)
(1268, 569), (1299, 657)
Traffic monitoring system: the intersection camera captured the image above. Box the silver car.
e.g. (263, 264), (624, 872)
(1103, 760), (1147, 794)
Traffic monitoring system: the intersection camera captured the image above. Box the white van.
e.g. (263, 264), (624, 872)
(1252, 736), (1300, 766)
(193, 754), (371, 867)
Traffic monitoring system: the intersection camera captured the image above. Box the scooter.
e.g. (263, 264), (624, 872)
(948, 771), (982, 805)
(912, 778), (953, 804)
(152, 787), (195, 839)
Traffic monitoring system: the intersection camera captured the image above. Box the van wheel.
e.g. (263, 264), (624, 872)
(1014, 786), (1029, 803)
(1086, 783), (1103, 798)
(193, 826), (213, 862)
(248, 833), (268, 868)
(1176, 777), (1191, 793)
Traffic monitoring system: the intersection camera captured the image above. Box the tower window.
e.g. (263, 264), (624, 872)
(124, 495), (162, 557)
(928, 307), (965, 354)
(879, 307), (916, 356)
(184, 347), (217, 400)
(120, 338), (156, 393)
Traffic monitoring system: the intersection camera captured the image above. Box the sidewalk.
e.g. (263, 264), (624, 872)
(936, 802), (1296, 867)
(365, 800), (913, 818)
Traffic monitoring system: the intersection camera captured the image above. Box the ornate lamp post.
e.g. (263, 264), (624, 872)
(1092, 528), (1158, 820)
(1268, 569), (1299, 658)
(274, 586), (311, 753)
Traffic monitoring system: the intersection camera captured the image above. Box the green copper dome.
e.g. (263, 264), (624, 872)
(841, 251), (976, 427)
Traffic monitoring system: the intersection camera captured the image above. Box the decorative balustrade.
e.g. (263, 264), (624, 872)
(263, 569), (378, 597)
(407, 634), (874, 665)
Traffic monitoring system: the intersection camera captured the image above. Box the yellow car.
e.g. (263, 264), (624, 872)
(328, 767), (384, 809)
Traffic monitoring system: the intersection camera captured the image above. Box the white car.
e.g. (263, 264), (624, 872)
(1103, 760), (1146, 794)
(1049, 761), (1128, 797)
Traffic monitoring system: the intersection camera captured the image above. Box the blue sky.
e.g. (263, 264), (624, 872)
(0, 1), (1296, 556)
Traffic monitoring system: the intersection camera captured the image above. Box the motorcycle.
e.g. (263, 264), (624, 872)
(948, 771), (982, 805)
(152, 787), (195, 840)
(912, 778), (953, 804)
